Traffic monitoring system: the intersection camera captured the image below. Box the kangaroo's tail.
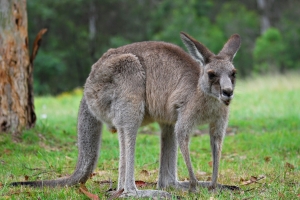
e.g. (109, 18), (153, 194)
(11, 96), (102, 187)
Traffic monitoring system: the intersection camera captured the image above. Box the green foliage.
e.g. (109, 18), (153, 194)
(216, 2), (260, 76)
(33, 50), (67, 95)
(109, 36), (131, 48)
(278, 2), (300, 71)
(151, 0), (214, 46)
(253, 28), (286, 73)
(1, 74), (300, 199)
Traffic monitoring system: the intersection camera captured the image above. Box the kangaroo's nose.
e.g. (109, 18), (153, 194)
(222, 89), (233, 97)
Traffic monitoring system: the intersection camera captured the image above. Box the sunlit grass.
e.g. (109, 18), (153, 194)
(0, 73), (299, 199)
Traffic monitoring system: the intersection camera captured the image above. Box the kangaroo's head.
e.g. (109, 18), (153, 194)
(180, 32), (241, 106)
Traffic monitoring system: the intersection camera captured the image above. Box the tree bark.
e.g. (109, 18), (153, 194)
(0, 0), (36, 137)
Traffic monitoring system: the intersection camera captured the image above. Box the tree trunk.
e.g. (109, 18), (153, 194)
(257, 0), (272, 34)
(0, 0), (36, 137)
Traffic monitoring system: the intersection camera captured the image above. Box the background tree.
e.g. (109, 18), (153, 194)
(254, 28), (285, 73)
(0, 0), (45, 137)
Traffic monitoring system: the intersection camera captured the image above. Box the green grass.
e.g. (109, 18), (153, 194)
(0, 74), (299, 199)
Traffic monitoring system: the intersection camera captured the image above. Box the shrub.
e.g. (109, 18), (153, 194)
(253, 28), (286, 73)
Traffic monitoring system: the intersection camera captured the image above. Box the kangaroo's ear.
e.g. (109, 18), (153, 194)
(218, 34), (241, 62)
(180, 32), (214, 66)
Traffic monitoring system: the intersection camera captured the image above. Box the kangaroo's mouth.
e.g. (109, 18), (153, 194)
(220, 93), (233, 106)
(222, 99), (231, 106)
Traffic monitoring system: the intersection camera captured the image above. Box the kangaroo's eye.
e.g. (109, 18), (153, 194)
(231, 72), (236, 78)
(231, 70), (237, 78)
(207, 70), (217, 80)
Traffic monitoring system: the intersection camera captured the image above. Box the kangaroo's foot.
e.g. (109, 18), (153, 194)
(119, 189), (172, 199)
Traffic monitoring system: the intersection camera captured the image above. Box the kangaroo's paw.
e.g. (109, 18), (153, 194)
(120, 189), (173, 199)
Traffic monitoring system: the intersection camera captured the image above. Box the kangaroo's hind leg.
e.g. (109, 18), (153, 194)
(157, 124), (178, 188)
(96, 53), (171, 198)
(117, 127), (126, 190)
(157, 123), (198, 191)
(157, 122), (214, 191)
(114, 103), (171, 199)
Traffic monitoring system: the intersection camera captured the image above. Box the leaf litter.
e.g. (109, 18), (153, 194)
(240, 175), (266, 185)
(79, 183), (99, 200)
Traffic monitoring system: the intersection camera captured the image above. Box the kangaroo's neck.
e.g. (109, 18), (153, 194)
(191, 87), (229, 125)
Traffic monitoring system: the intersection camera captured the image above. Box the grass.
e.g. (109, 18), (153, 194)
(0, 73), (299, 199)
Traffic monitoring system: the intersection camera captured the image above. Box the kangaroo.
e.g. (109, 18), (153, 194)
(11, 32), (241, 198)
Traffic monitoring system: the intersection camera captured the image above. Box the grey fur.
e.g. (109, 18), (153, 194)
(11, 32), (241, 198)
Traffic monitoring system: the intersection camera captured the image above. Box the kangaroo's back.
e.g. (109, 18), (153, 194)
(89, 41), (202, 123)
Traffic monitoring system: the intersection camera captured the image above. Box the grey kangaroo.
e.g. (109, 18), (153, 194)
(12, 32), (241, 198)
